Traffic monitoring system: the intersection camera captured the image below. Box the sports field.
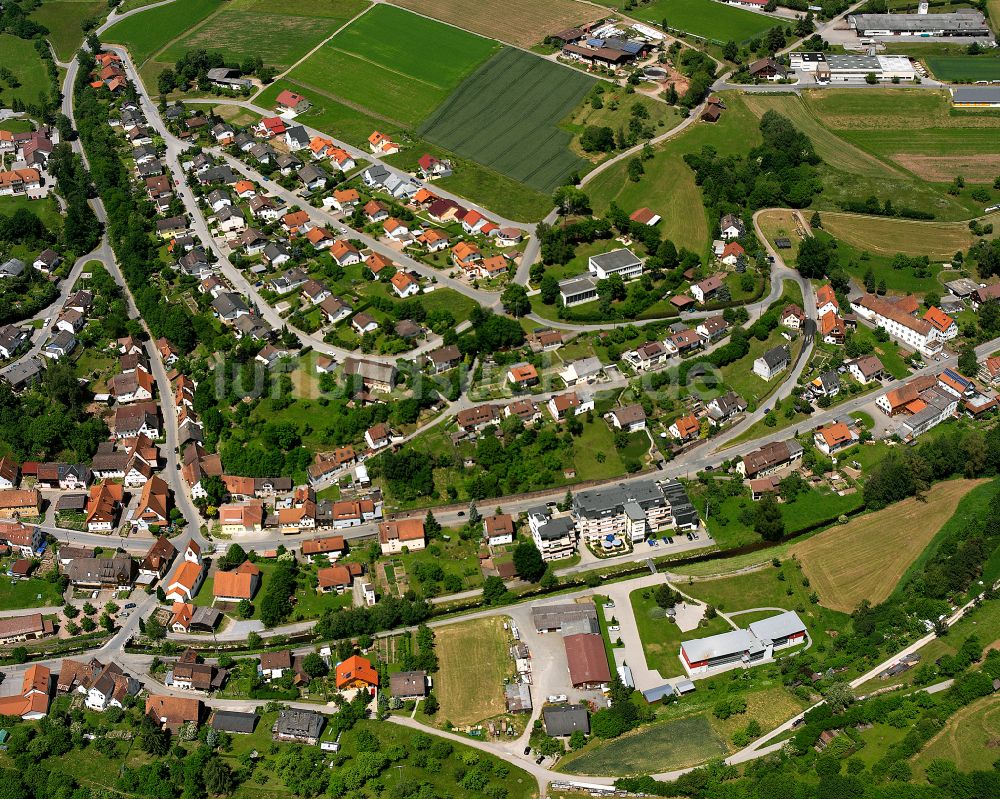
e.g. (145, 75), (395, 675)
(103, 0), (222, 64)
(913, 695), (1000, 775)
(31, 0), (107, 61)
(161, 0), (369, 68)
(592, 0), (777, 42)
(925, 56), (1000, 82)
(433, 616), (511, 726)
(560, 715), (727, 776)
(388, 0), (603, 48)
(0, 35), (52, 108)
(818, 210), (1000, 260)
(792, 479), (986, 614)
(419, 48), (595, 192)
(587, 90), (761, 254)
(287, 5), (497, 128)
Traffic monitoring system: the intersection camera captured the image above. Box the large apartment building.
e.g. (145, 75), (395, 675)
(850, 294), (942, 357)
(569, 479), (698, 544)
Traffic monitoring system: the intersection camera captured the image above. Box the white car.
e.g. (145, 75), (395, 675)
(547, 694), (568, 703)
(603, 601), (615, 610)
(608, 625), (621, 632)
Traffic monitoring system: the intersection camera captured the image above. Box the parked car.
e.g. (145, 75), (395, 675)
(609, 625), (621, 632)
(603, 601), (615, 610)
(523, 746), (531, 756)
(547, 694), (567, 703)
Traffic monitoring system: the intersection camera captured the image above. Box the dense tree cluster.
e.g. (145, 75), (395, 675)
(684, 111), (821, 217)
(0, 359), (107, 460)
(46, 143), (100, 254)
(0, 0), (48, 40)
(314, 594), (432, 640)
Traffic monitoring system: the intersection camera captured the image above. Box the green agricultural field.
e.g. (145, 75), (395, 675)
(913, 695), (1000, 775)
(0, 35), (52, 109)
(419, 47), (595, 193)
(741, 91), (992, 222)
(587, 90), (762, 254)
(925, 56), (1000, 82)
(818, 210), (997, 261)
(102, 0), (222, 64)
(31, 0), (108, 62)
(560, 714), (727, 776)
(161, 0), (370, 69)
(802, 88), (1000, 197)
(287, 4), (498, 127)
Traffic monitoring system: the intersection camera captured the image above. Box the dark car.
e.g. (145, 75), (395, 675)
(523, 746), (531, 756)
(535, 755), (544, 764)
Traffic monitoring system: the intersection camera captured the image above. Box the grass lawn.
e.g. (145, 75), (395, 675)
(687, 479), (865, 551)
(560, 714), (727, 776)
(31, 0), (108, 62)
(0, 194), (64, 233)
(757, 208), (806, 263)
(791, 478), (987, 614)
(912, 695), (1000, 776)
(850, 326), (911, 379)
(630, 585), (733, 678)
(611, 0), (778, 42)
(0, 118), (34, 134)
(433, 616), (513, 727)
(683, 559), (853, 648)
(802, 88), (1000, 199)
(102, 0), (222, 64)
(587, 91), (762, 255)
(0, 574), (64, 609)
(287, 4), (497, 127)
(562, 89), (683, 161)
(0, 35), (52, 108)
(719, 328), (800, 408)
(925, 55), (1000, 82)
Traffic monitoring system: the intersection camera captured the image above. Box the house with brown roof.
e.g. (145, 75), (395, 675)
(218, 502), (265, 535)
(0, 488), (41, 519)
(213, 560), (262, 602)
(317, 562), (362, 593)
(379, 518), (425, 554)
(139, 535), (177, 580)
(133, 474), (169, 531)
(0, 613), (54, 645)
(456, 403), (500, 433)
(607, 404), (647, 432)
(483, 514), (514, 546)
(85, 482), (123, 532)
(146, 694), (203, 729)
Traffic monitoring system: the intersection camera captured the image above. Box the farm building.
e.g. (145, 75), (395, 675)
(543, 705), (590, 736)
(848, 12), (990, 37)
(950, 87), (1000, 108)
(564, 633), (612, 688)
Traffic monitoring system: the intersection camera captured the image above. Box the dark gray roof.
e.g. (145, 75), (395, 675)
(285, 126), (309, 145)
(543, 705), (589, 736)
(211, 710), (257, 733)
(952, 86), (1000, 105)
(760, 344), (791, 369)
(275, 708), (324, 739)
(590, 248), (640, 271)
